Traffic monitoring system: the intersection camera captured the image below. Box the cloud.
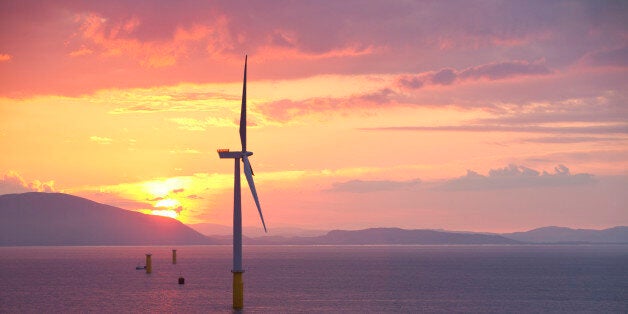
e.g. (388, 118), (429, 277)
(363, 124), (628, 135)
(397, 60), (552, 90)
(582, 46), (628, 68)
(169, 117), (235, 130)
(69, 46), (93, 57)
(440, 164), (595, 191)
(256, 43), (380, 61)
(458, 60), (552, 80)
(169, 148), (201, 154)
(186, 194), (203, 200)
(89, 136), (113, 144)
(431, 68), (457, 85)
(171, 188), (184, 194)
(109, 105), (160, 114)
(72, 13), (227, 68)
(258, 88), (397, 121)
(520, 136), (624, 144)
(0, 171), (55, 194)
(525, 149), (628, 165)
(396, 75), (424, 89)
(329, 178), (421, 193)
(2, 1), (626, 97)
(70, 7), (381, 70)
(474, 93), (628, 125)
(107, 89), (239, 115)
(0, 54), (12, 62)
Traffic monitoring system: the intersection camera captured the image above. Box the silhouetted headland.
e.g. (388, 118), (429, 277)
(0, 192), (211, 246)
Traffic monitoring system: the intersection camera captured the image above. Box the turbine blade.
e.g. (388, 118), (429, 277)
(242, 156), (267, 232)
(238, 55), (247, 152)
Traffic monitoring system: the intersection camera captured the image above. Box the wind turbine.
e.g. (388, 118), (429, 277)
(217, 55), (267, 310)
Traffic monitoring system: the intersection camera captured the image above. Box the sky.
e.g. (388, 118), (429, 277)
(1, 0), (627, 232)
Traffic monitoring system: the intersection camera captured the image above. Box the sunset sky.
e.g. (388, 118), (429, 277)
(1, 0), (626, 232)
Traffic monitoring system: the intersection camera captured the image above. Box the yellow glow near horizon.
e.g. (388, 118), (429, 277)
(155, 198), (181, 209)
(143, 178), (189, 198)
(150, 209), (179, 219)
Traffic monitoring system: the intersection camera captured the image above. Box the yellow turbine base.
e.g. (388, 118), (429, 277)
(232, 271), (244, 309)
(145, 254), (152, 274)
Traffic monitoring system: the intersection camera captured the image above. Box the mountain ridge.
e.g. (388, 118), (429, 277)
(502, 225), (628, 243)
(0, 192), (212, 246)
(246, 227), (520, 245)
(2, 192), (626, 245)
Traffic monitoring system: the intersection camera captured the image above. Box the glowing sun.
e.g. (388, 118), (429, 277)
(150, 209), (179, 219)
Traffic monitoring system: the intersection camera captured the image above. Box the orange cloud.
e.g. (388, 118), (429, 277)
(0, 54), (12, 62)
(169, 117), (235, 130)
(89, 136), (113, 144)
(72, 13), (231, 68)
(256, 42), (380, 61)
(69, 46), (93, 57)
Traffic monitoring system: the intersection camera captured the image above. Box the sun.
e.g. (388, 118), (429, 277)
(144, 178), (187, 199)
(149, 198), (182, 219)
(150, 209), (179, 219)
(155, 198), (180, 208)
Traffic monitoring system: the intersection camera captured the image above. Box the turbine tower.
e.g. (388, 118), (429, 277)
(217, 55), (267, 310)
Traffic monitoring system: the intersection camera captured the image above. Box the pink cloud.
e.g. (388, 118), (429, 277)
(256, 42), (380, 62)
(363, 124), (628, 135)
(0, 1), (625, 97)
(71, 13), (224, 68)
(0, 171), (55, 194)
(259, 59), (557, 121)
(258, 88), (397, 121)
(459, 60), (552, 80)
(440, 164), (595, 191)
(69, 9), (380, 70)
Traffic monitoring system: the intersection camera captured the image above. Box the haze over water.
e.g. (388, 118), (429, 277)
(1, 245), (626, 312)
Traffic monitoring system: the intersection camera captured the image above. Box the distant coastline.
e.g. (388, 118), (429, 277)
(1, 192), (627, 246)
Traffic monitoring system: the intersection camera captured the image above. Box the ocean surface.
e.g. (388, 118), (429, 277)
(0, 245), (626, 313)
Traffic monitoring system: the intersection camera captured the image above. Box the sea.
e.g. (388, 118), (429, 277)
(0, 245), (626, 313)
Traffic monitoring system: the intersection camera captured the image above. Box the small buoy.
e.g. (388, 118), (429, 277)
(178, 277), (185, 284)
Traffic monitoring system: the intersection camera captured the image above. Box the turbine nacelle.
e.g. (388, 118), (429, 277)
(217, 149), (253, 159)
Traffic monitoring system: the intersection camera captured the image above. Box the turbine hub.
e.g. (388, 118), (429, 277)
(217, 150), (254, 159)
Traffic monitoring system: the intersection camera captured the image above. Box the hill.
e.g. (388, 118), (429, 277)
(4, 192), (623, 246)
(502, 226), (628, 243)
(248, 227), (520, 245)
(187, 222), (327, 238)
(0, 192), (212, 246)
